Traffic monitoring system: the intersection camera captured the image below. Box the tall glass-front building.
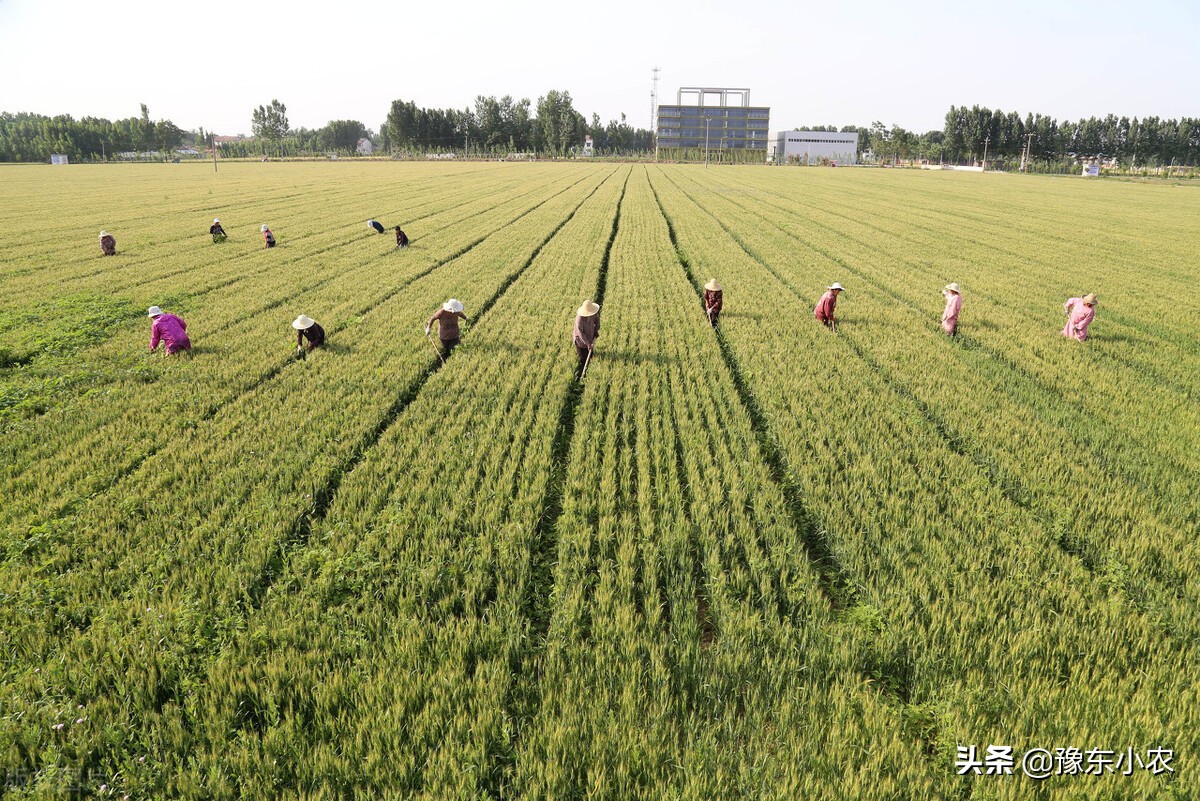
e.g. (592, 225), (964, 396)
(656, 88), (770, 161)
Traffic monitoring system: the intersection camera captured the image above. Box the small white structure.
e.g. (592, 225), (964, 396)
(356, 138), (375, 154)
(776, 130), (859, 165)
(1082, 163), (1100, 177)
(50, 154), (69, 165)
(582, 135), (594, 157)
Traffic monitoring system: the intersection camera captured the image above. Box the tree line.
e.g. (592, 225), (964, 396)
(381, 91), (653, 156)
(0, 105), (185, 162)
(941, 105), (1200, 167)
(796, 108), (1200, 169)
(4, 98), (1197, 167)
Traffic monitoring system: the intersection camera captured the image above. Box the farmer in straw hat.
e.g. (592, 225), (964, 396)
(703, 278), (723, 327)
(427, 299), (469, 356)
(941, 283), (962, 336)
(147, 306), (191, 357)
(293, 314), (325, 356)
(367, 219), (385, 234)
(261, 224), (277, 248)
(210, 218), (227, 243)
(99, 231), (116, 256)
(814, 283), (845, 329)
(1062, 293), (1098, 342)
(573, 300), (601, 376)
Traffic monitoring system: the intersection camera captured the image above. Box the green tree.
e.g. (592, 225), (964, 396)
(251, 99), (290, 153)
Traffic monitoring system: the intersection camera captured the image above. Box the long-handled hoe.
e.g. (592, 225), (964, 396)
(423, 327), (446, 365)
(579, 347), (593, 380)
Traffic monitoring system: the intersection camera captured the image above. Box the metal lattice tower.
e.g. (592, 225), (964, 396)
(650, 66), (661, 132)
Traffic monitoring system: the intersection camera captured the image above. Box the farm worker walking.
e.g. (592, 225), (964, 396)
(99, 231), (116, 256)
(941, 282), (962, 336)
(293, 314), (325, 355)
(367, 219), (385, 234)
(261, 224), (277, 248)
(703, 279), (723, 327)
(573, 300), (601, 376)
(1062, 293), (1098, 342)
(210, 218), (227, 243)
(147, 306), (192, 356)
(814, 282), (845, 330)
(427, 299), (468, 356)
(395, 226), (409, 248)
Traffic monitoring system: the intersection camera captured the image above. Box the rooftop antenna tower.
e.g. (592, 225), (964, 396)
(651, 65), (661, 161)
(650, 66), (661, 131)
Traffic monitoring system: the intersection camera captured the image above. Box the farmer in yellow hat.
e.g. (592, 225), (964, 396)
(1062, 293), (1097, 341)
(573, 300), (601, 376)
(703, 278), (723, 327)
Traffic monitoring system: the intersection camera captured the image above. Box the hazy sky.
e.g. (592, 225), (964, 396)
(1, 0), (1196, 136)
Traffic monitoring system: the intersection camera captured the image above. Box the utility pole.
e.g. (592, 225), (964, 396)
(982, 135), (990, 171)
(1020, 132), (1033, 172)
(212, 131), (218, 173)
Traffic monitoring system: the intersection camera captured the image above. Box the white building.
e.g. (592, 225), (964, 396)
(775, 130), (859, 165)
(356, 138), (375, 154)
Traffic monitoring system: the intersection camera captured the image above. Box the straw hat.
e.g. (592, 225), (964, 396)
(99, 231), (108, 238)
(704, 278), (722, 291)
(292, 314), (315, 330)
(213, 218), (220, 224)
(261, 224), (269, 232)
(944, 282), (961, 294)
(828, 282), (846, 292)
(577, 300), (600, 317)
(1082, 293), (1097, 306)
(443, 298), (464, 313)
(147, 306), (163, 318)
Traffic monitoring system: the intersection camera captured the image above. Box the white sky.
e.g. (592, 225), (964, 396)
(1, 0), (1196, 136)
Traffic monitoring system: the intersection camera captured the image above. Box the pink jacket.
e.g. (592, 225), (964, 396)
(941, 291), (962, 333)
(1062, 298), (1095, 341)
(150, 313), (191, 353)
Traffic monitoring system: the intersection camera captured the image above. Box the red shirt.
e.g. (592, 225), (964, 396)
(814, 291), (838, 322)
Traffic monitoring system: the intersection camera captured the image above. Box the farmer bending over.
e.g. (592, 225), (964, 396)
(148, 306), (192, 357)
(395, 226), (409, 248)
(261, 224), (276, 248)
(1062, 294), (1097, 342)
(293, 314), (325, 355)
(99, 231), (116, 256)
